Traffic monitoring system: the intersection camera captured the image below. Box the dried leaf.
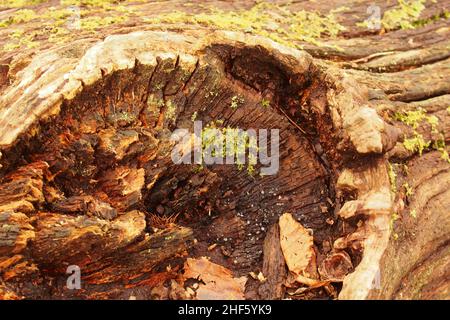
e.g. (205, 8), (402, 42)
(279, 213), (319, 286)
(183, 257), (247, 300)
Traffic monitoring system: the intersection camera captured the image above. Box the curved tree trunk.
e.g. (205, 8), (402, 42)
(0, 0), (448, 300)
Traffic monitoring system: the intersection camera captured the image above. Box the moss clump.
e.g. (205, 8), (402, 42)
(200, 122), (258, 176)
(388, 162), (398, 194)
(403, 182), (414, 197)
(1, 0), (45, 8)
(80, 15), (127, 30)
(390, 212), (400, 239)
(3, 29), (38, 51)
(144, 2), (345, 48)
(0, 8), (37, 27)
(62, 0), (123, 9)
(403, 133), (430, 156)
(230, 95), (244, 110)
(164, 100), (177, 121)
(393, 107), (437, 129)
(0, 2), (134, 50)
(260, 98), (270, 108)
(432, 135), (450, 164)
(381, 0), (426, 31)
(393, 107), (442, 156)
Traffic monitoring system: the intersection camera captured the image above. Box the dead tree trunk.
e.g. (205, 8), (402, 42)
(0, 0), (448, 300)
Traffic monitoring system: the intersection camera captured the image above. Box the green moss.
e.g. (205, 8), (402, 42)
(3, 29), (38, 51)
(382, 0), (426, 31)
(200, 122), (257, 176)
(393, 107), (441, 156)
(62, 0), (124, 10)
(80, 15), (127, 30)
(144, 3), (345, 48)
(403, 133), (430, 155)
(1, 0), (45, 8)
(0, 8), (37, 27)
(230, 95), (244, 110)
(432, 135), (450, 164)
(0, 1), (134, 47)
(191, 165), (204, 173)
(47, 26), (71, 44)
(44, 7), (74, 21)
(165, 100), (177, 121)
(388, 162), (398, 194)
(390, 212), (400, 239)
(3, 42), (21, 51)
(393, 107), (438, 129)
(260, 98), (270, 108)
(403, 182), (414, 197)
(427, 115), (439, 133)
(409, 8), (450, 29)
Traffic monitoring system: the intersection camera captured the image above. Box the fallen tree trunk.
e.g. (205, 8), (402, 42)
(0, 0), (448, 300)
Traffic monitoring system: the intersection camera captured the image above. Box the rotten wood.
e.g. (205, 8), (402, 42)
(0, 0), (448, 300)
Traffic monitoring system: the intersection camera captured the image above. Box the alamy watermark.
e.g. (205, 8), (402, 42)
(66, 265), (81, 290)
(364, 4), (382, 30)
(170, 121), (280, 176)
(65, 5), (81, 30)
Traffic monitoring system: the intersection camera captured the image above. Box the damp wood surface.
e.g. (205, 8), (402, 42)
(0, 0), (448, 300)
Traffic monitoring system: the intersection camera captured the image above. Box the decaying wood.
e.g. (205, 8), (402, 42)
(0, 0), (448, 300)
(258, 223), (286, 300)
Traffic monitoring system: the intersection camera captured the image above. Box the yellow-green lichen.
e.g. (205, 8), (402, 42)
(0, 8), (37, 27)
(3, 28), (38, 51)
(164, 100), (177, 121)
(79, 15), (127, 30)
(388, 162), (398, 194)
(403, 182), (414, 197)
(144, 3), (346, 48)
(0, 0), (45, 8)
(0, 0), (137, 49)
(230, 95), (244, 110)
(403, 133), (430, 156)
(381, 0), (426, 31)
(393, 107), (437, 129)
(260, 98), (270, 108)
(61, 0), (128, 10)
(200, 122), (258, 175)
(393, 108), (442, 156)
(390, 212), (400, 239)
(432, 135), (450, 164)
